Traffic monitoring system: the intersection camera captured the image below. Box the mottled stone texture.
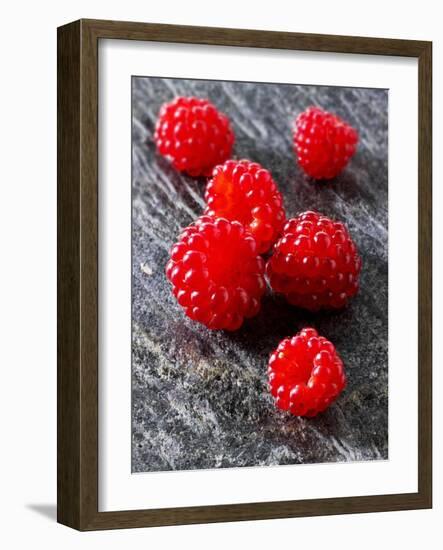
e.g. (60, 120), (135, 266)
(131, 77), (388, 472)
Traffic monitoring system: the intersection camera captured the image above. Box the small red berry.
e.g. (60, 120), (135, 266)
(204, 159), (286, 254)
(266, 211), (361, 311)
(268, 328), (347, 417)
(293, 106), (359, 179)
(165, 216), (266, 330)
(154, 96), (235, 177)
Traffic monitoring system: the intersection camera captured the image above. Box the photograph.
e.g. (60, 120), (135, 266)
(131, 76), (389, 473)
(0, 0), (436, 542)
(53, 11), (433, 534)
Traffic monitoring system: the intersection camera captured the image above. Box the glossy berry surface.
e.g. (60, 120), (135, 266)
(154, 96), (235, 177)
(268, 328), (347, 417)
(293, 106), (359, 179)
(204, 159), (286, 254)
(165, 216), (266, 330)
(266, 211), (361, 311)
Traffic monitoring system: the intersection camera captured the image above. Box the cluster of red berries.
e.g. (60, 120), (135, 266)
(154, 95), (362, 417)
(155, 98), (358, 180)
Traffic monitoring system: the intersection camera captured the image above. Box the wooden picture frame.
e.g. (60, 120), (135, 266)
(57, 18), (432, 530)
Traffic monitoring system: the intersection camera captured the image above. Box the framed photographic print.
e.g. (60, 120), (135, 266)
(57, 19), (432, 530)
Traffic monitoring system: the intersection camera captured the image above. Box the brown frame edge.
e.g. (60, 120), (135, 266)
(57, 18), (432, 531)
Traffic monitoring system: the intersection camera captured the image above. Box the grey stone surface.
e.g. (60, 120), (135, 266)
(131, 77), (388, 472)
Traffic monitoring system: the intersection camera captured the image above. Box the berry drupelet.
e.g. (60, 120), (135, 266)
(268, 328), (347, 417)
(293, 106), (359, 180)
(165, 216), (266, 331)
(154, 96), (235, 177)
(266, 211), (361, 311)
(204, 159), (286, 254)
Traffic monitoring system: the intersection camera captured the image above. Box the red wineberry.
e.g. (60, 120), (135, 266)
(266, 211), (361, 311)
(165, 216), (266, 330)
(154, 96), (235, 177)
(268, 328), (347, 417)
(204, 159), (286, 254)
(293, 106), (358, 179)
